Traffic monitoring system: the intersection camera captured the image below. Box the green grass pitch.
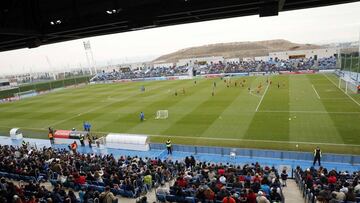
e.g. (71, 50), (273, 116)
(0, 74), (359, 154)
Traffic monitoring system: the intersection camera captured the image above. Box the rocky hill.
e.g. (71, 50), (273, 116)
(153, 39), (322, 63)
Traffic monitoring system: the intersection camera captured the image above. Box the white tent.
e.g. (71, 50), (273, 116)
(105, 133), (149, 151)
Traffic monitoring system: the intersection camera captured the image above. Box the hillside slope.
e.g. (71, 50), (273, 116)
(154, 39), (322, 63)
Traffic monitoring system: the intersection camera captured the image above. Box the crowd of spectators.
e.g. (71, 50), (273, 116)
(0, 144), (287, 203)
(91, 57), (336, 82)
(92, 65), (189, 81)
(162, 161), (284, 203)
(295, 166), (360, 203)
(0, 144), (175, 202)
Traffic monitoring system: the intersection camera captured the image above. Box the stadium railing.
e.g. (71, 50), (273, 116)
(150, 143), (360, 165)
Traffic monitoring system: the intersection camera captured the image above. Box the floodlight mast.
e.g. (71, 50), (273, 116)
(83, 40), (97, 75)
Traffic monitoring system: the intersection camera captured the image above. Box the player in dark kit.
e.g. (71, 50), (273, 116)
(140, 112), (145, 121)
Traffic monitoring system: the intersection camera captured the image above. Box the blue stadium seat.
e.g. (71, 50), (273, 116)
(96, 186), (105, 193)
(156, 193), (166, 202)
(165, 195), (177, 202)
(185, 196), (196, 203)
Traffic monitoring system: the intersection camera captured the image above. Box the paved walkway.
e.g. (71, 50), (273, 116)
(282, 179), (304, 203)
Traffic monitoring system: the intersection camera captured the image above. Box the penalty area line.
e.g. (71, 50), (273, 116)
(255, 84), (270, 112)
(312, 85), (321, 99)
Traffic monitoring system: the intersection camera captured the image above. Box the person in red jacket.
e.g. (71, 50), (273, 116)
(222, 194), (236, 203)
(247, 189), (257, 203)
(328, 172), (337, 184)
(176, 176), (187, 188)
(75, 173), (86, 185)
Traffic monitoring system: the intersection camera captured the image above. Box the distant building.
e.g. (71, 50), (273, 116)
(153, 63), (174, 68)
(177, 56), (224, 66)
(242, 57), (254, 62)
(269, 48), (337, 60)
(225, 58), (241, 63)
(254, 56), (270, 61)
(0, 79), (11, 90)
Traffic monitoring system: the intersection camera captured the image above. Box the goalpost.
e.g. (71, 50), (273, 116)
(14, 90), (37, 99)
(155, 110), (168, 119)
(338, 74), (359, 94)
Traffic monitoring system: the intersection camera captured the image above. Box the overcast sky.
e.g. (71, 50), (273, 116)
(1, 2), (360, 75)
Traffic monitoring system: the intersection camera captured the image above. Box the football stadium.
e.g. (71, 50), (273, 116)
(0, 1), (360, 203)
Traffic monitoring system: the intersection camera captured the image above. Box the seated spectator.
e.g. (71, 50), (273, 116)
(222, 193), (236, 203)
(99, 186), (117, 203)
(256, 191), (270, 203)
(269, 187), (282, 202)
(355, 180), (360, 194)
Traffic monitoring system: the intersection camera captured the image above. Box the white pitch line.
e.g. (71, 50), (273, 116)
(255, 84), (270, 112)
(4, 125), (359, 147)
(258, 110), (360, 114)
(312, 85), (321, 99)
(323, 74), (360, 107)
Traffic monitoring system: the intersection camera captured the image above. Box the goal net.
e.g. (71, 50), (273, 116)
(155, 110), (168, 119)
(339, 76), (359, 94)
(14, 90), (36, 98)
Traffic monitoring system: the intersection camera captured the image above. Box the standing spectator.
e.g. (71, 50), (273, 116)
(166, 139), (172, 155)
(185, 157), (190, 169)
(99, 186), (117, 203)
(281, 169), (288, 187)
(80, 134), (85, 147)
(190, 155), (196, 169)
(48, 127), (55, 145)
(313, 146), (322, 166)
(70, 141), (78, 154)
(87, 134), (92, 148)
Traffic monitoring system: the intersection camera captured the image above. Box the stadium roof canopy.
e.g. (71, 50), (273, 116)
(0, 0), (357, 52)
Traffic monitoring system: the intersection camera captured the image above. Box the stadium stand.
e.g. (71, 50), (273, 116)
(0, 144), (286, 203)
(295, 166), (360, 203)
(90, 57), (336, 82)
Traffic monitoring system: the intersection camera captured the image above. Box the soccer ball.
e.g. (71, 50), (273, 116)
(289, 118), (291, 121)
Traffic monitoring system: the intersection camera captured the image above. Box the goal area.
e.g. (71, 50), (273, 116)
(155, 110), (168, 119)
